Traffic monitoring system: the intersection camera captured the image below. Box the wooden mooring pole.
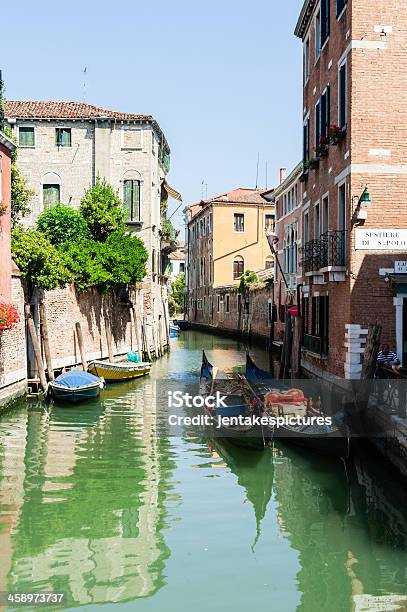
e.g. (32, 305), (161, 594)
(75, 322), (88, 371)
(130, 308), (143, 362)
(39, 303), (54, 381)
(25, 304), (47, 392)
(162, 298), (171, 353)
(105, 324), (114, 362)
(143, 316), (152, 361)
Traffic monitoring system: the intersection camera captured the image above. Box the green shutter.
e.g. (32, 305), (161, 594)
(19, 127), (35, 147)
(340, 64), (346, 128)
(123, 180), (132, 222)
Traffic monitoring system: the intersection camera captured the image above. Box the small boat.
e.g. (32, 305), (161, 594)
(169, 323), (180, 338)
(88, 360), (151, 382)
(173, 319), (190, 331)
(245, 354), (350, 458)
(200, 351), (267, 451)
(48, 371), (103, 403)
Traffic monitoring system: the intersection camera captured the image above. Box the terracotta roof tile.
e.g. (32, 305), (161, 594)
(5, 100), (152, 121)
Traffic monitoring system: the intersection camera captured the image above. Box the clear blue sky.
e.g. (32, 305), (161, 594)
(1, 0), (303, 228)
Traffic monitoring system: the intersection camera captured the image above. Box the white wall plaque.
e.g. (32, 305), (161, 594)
(355, 229), (407, 250)
(395, 261), (407, 273)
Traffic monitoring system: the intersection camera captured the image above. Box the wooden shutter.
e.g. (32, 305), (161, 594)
(123, 180), (132, 221)
(315, 100), (321, 148)
(321, 0), (330, 46)
(339, 63), (347, 128)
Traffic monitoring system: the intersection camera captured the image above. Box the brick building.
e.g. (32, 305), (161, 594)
(295, 0), (407, 379)
(0, 130), (16, 302)
(185, 188), (274, 326)
(265, 163), (303, 342)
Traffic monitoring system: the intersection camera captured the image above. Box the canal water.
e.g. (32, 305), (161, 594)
(0, 330), (406, 611)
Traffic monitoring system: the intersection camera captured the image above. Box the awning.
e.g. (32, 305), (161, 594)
(162, 180), (182, 202)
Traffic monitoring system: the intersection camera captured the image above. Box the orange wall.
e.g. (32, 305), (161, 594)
(0, 143), (12, 302)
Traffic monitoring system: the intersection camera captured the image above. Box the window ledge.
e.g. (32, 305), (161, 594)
(319, 265), (346, 273)
(301, 348), (328, 360)
(126, 221), (143, 227)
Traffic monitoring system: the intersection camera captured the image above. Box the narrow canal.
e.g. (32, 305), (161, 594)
(0, 331), (406, 611)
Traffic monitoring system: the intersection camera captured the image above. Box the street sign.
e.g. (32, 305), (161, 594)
(395, 261), (407, 273)
(355, 229), (407, 250)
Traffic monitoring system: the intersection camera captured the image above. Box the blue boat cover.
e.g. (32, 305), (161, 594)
(54, 371), (100, 388)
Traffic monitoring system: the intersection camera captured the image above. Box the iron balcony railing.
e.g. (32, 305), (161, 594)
(301, 230), (347, 273)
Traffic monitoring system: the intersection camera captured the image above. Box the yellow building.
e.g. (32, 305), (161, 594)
(186, 188), (274, 324)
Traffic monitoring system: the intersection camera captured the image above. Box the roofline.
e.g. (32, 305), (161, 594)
(0, 131), (16, 153)
(294, 0), (318, 39)
(271, 162), (303, 200)
(186, 199), (274, 226)
(5, 103), (170, 153)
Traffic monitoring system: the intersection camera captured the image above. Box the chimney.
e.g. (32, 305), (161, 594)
(279, 167), (287, 184)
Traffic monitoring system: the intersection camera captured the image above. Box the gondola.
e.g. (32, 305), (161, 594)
(245, 354), (350, 459)
(48, 371), (104, 404)
(200, 351), (267, 451)
(173, 319), (190, 331)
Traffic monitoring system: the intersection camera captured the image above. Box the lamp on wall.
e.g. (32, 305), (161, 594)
(352, 185), (371, 222)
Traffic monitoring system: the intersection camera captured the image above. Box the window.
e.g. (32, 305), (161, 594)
(122, 127), (143, 150)
(303, 116), (310, 166)
(314, 201), (320, 238)
(233, 256), (244, 280)
(265, 214), (274, 233)
(265, 256), (273, 270)
(304, 36), (310, 83)
(43, 184), (60, 209)
(234, 213), (244, 232)
(338, 183), (346, 231)
(322, 194), (329, 234)
(225, 294), (230, 313)
(336, 0), (347, 17)
(315, 9), (321, 62)
(19, 126), (35, 147)
(302, 296), (310, 334)
(315, 99), (321, 149)
(303, 210), (309, 244)
(55, 128), (71, 147)
(321, 0), (330, 47)
(180, 262), (185, 273)
(339, 61), (347, 129)
(321, 87), (330, 140)
(208, 212), (212, 233)
(311, 295), (329, 353)
(123, 180), (141, 222)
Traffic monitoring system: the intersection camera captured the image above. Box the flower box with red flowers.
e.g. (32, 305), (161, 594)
(0, 302), (20, 332)
(315, 136), (329, 158)
(328, 124), (346, 145)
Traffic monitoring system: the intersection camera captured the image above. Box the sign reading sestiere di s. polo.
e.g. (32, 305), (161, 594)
(355, 229), (407, 250)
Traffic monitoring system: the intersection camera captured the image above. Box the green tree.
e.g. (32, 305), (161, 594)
(171, 272), (185, 312)
(80, 177), (124, 241)
(238, 270), (258, 294)
(11, 227), (72, 291)
(62, 230), (148, 293)
(37, 204), (89, 246)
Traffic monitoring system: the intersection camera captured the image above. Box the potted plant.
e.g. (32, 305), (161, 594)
(329, 124), (346, 145)
(0, 302), (20, 332)
(306, 157), (319, 170)
(315, 135), (329, 158)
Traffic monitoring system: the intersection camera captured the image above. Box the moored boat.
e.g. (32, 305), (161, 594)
(88, 360), (151, 382)
(200, 351), (267, 451)
(49, 371), (104, 404)
(244, 354), (350, 458)
(173, 319), (190, 331)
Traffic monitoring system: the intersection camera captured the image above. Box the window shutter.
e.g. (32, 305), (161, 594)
(339, 64), (347, 128)
(315, 100), (321, 148)
(321, 0), (330, 46)
(123, 180), (132, 221)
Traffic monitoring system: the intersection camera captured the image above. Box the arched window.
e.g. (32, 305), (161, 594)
(233, 255), (244, 280)
(265, 255), (273, 270)
(123, 170), (141, 222)
(42, 172), (61, 210)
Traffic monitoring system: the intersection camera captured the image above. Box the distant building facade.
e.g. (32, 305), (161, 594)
(186, 188), (274, 325)
(168, 241), (185, 284)
(295, 0), (407, 379)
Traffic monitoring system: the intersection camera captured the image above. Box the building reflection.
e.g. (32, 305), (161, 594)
(0, 380), (177, 607)
(272, 442), (407, 611)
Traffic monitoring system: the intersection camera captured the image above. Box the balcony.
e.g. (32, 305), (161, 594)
(301, 231), (347, 274)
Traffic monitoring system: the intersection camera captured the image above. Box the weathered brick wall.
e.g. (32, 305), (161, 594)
(0, 271), (26, 400)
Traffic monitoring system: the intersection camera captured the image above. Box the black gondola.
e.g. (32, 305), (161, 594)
(200, 351), (266, 451)
(245, 353), (350, 459)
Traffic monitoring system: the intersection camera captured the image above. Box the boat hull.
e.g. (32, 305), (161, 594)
(271, 425), (350, 458)
(88, 360), (151, 382)
(50, 382), (101, 404)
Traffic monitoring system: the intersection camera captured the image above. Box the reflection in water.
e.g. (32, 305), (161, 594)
(0, 331), (406, 611)
(0, 381), (177, 607)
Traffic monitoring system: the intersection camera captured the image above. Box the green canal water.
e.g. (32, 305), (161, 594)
(0, 331), (406, 611)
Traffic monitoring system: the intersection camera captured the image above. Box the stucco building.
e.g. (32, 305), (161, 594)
(186, 188), (274, 325)
(4, 100), (177, 324)
(295, 0), (407, 379)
